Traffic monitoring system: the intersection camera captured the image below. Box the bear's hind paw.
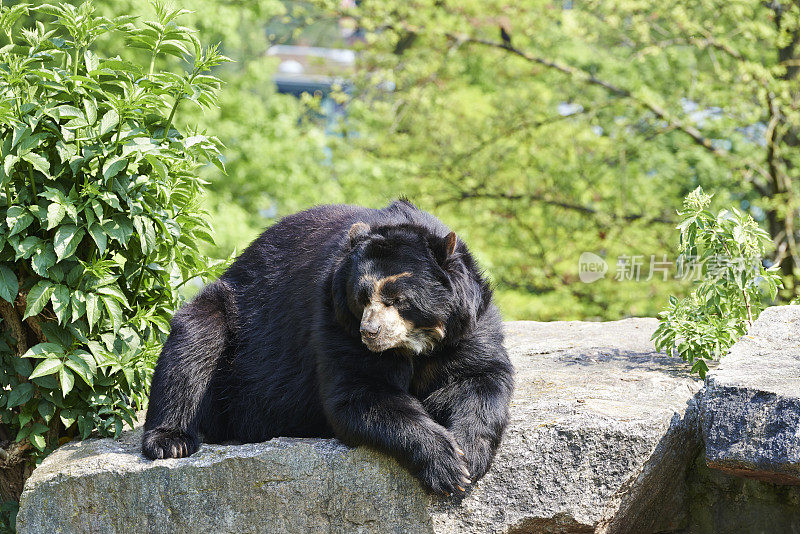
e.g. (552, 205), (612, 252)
(142, 427), (199, 460)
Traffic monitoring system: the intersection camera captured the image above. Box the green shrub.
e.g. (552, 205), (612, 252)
(0, 0), (227, 519)
(652, 187), (782, 377)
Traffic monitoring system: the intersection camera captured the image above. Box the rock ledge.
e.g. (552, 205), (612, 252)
(18, 319), (704, 534)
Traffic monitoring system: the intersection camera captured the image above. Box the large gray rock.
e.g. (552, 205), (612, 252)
(17, 319), (703, 534)
(700, 305), (800, 485)
(18, 432), (432, 534)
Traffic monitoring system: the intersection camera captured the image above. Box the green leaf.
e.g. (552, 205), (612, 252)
(19, 409), (34, 428)
(99, 191), (121, 211)
(46, 201), (66, 230)
(51, 284), (71, 324)
(72, 349), (97, 373)
(97, 284), (127, 305)
(71, 290), (87, 323)
(13, 236), (41, 260)
(3, 154), (19, 177)
(90, 199), (104, 222)
(29, 432), (46, 451)
(60, 408), (77, 428)
(0, 265), (18, 303)
(21, 152), (50, 176)
(98, 110), (119, 137)
(84, 49), (99, 74)
(31, 243), (57, 277)
(15, 425), (31, 442)
(160, 40), (192, 58)
(102, 294), (123, 333)
(13, 355), (32, 377)
(16, 132), (47, 154)
(29, 358), (63, 379)
(22, 342), (64, 358)
(103, 156), (127, 181)
(56, 105), (83, 119)
(122, 366), (135, 389)
(145, 154), (167, 179)
(134, 216), (156, 254)
(65, 353), (94, 386)
(11, 125), (30, 149)
(3, 154), (18, 177)
(85, 340), (108, 365)
(6, 206), (34, 236)
(38, 399), (55, 422)
(87, 223), (107, 255)
(103, 216), (133, 244)
(23, 281), (53, 319)
(53, 224), (85, 261)
(64, 116), (90, 129)
(85, 292), (100, 327)
(59, 366), (75, 397)
(7, 383), (34, 408)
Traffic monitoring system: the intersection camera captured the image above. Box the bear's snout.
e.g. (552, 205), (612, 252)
(359, 300), (409, 352)
(360, 322), (382, 339)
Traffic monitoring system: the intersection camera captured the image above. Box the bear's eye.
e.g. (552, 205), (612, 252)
(384, 295), (406, 307)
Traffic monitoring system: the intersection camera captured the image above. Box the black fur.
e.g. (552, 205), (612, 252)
(143, 200), (515, 495)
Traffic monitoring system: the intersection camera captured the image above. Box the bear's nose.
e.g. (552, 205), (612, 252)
(361, 323), (382, 339)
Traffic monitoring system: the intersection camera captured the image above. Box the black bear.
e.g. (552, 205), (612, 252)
(142, 200), (514, 495)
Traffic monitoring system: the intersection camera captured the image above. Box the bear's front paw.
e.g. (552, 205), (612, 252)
(142, 427), (199, 460)
(418, 434), (471, 497)
(450, 433), (494, 483)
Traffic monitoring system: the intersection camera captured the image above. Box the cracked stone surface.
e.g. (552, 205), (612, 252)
(700, 305), (800, 485)
(17, 319), (703, 534)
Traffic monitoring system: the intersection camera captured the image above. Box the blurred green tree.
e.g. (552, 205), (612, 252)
(305, 0), (799, 318)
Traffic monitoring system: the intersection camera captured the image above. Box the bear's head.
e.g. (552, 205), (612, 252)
(332, 221), (490, 355)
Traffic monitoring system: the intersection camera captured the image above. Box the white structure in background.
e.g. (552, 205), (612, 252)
(267, 45), (355, 97)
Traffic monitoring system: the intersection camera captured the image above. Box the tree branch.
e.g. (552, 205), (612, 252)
(428, 103), (615, 172)
(0, 440), (30, 467)
(454, 33), (774, 198)
(461, 36), (723, 156)
(439, 190), (674, 225)
(0, 299), (25, 356)
(671, 19), (748, 63)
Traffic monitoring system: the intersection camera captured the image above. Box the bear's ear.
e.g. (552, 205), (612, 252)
(348, 222), (371, 248)
(430, 231), (458, 265)
(444, 232), (457, 256)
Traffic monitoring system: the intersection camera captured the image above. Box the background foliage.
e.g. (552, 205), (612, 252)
(70, 0), (800, 321)
(308, 0), (800, 319)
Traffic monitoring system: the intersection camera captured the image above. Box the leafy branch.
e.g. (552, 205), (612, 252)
(652, 187), (782, 376)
